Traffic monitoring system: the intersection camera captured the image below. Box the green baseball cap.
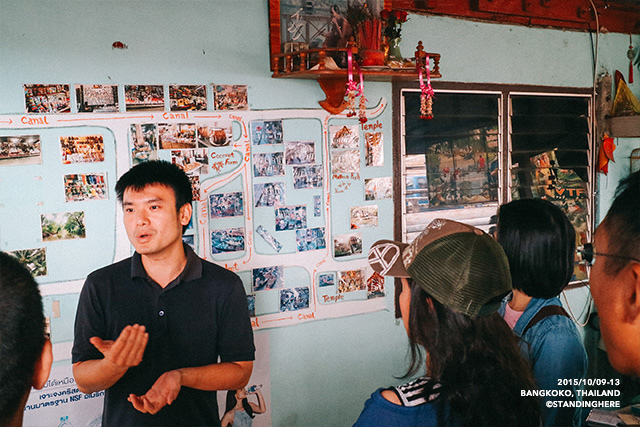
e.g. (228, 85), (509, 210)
(368, 218), (512, 318)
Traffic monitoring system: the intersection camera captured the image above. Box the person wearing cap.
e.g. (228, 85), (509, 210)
(356, 218), (541, 427)
(496, 198), (587, 427)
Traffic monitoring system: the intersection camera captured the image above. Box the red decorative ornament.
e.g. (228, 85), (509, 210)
(416, 46), (434, 120)
(598, 134), (616, 175)
(345, 46), (367, 123)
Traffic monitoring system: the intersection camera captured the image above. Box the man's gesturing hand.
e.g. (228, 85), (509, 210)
(128, 370), (182, 414)
(89, 324), (149, 368)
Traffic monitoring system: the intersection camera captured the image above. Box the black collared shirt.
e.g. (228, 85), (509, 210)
(72, 245), (255, 427)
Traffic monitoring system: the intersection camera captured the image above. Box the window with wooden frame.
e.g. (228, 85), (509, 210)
(392, 82), (593, 285)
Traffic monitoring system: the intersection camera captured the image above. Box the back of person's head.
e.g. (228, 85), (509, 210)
(407, 283), (541, 427)
(368, 219), (541, 427)
(599, 170), (640, 275)
(497, 198), (576, 298)
(115, 160), (193, 210)
(0, 252), (52, 424)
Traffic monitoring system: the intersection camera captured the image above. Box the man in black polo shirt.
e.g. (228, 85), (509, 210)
(72, 160), (255, 426)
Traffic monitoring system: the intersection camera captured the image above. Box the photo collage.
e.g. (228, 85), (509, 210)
(3, 130), (111, 279)
(9, 82), (390, 324)
(23, 83), (249, 114)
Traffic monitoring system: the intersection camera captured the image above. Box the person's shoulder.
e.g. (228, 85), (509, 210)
(86, 257), (132, 281)
(529, 299), (579, 334)
(200, 258), (242, 282)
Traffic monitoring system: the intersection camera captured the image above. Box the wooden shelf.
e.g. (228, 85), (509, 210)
(270, 45), (441, 113)
(609, 116), (640, 138)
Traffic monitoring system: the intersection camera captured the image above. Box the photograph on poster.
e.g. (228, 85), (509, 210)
(197, 123), (232, 147)
(159, 123), (196, 149)
(60, 135), (105, 164)
(251, 120), (283, 145)
(318, 272), (335, 288)
(275, 205), (307, 231)
(350, 205), (378, 229)
(40, 211), (86, 242)
(171, 148), (209, 175)
(253, 152), (285, 177)
(331, 149), (360, 173)
(333, 232), (362, 257)
(24, 84), (71, 114)
(124, 85), (165, 111)
(280, 286), (310, 312)
(315, 197), (325, 220)
(169, 85), (207, 111)
(247, 294), (256, 317)
(254, 182), (286, 207)
(293, 165), (323, 189)
(330, 125), (359, 149)
(367, 271), (385, 299)
(64, 173), (108, 202)
(364, 177), (392, 200)
(338, 269), (366, 293)
(295, 227), (326, 252)
(253, 266), (284, 292)
(7, 248), (47, 277)
(256, 225), (283, 252)
(364, 132), (383, 167)
(211, 227), (245, 254)
(75, 84), (119, 112)
(0, 135), (42, 166)
(209, 191), (244, 218)
(130, 123), (158, 165)
(189, 175), (200, 201)
(213, 84), (248, 110)
(285, 140), (315, 165)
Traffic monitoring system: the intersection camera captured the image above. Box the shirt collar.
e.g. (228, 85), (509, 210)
(131, 243), (203, 284)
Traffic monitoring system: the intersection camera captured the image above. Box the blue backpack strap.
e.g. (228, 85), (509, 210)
(521, 304), (570, 337)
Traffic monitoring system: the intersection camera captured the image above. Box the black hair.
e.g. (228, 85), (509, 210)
(224, 390), (255, 419)
(330, 4), (340, 14)
(115, 160), (193, 211)
(404, 279), (541, 427)
(0, 252), (46, 422)
(599, 170), (640, 275)
(497, 198), (575, 299)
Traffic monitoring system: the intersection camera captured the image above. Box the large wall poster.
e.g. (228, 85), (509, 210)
(0, 98), (391, 333)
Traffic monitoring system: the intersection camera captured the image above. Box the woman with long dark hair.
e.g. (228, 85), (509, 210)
(356, 218), (541, 426)
(221, 387), (266, 427)
(496, 198), (587, 426)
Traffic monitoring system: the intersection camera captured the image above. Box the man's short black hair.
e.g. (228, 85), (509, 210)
(599, 170), (640, 275)
(115, 160), (193, 210)
(497, 198), (576, 299)
(0, 252), (46, 422)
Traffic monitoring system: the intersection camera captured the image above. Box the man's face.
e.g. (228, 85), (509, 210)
(122, 184), (191, 259)
(590, 226), (637, 375)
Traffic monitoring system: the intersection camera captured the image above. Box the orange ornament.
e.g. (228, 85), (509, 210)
(597, 134), (616, 175)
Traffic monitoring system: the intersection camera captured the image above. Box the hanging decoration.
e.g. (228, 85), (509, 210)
(345, 46), (368, 123)
(597, 133), (616, 175)
(416, 42), (434, 119)
(628, 35), (635, 84)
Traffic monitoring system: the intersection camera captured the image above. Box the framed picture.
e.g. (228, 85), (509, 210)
(268, 0), (387, 67)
